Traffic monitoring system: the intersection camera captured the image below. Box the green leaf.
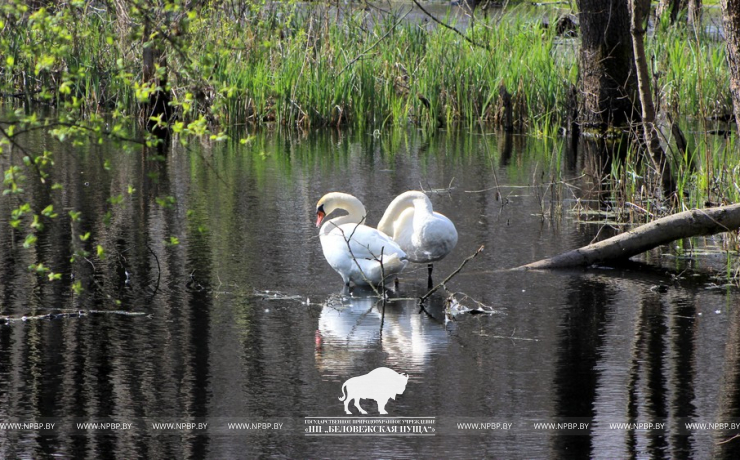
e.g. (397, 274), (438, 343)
(71, 280), (84, 295)
(41, 204), (57, 218)
(108, 194), (124, 205)
(23, 234), (38, 248)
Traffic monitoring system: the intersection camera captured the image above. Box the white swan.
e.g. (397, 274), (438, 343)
(377, 191), (458, 287)
(316, 192), (408, 289)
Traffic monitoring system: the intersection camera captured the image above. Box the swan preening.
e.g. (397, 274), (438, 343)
(315, 192), (408, 289)
(377, 191), (458, 288)
(315, 191), (458, 290)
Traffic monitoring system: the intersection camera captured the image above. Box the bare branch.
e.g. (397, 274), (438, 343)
(332, 216), (384, 296)
(420, 245), (485, 303)
(411, 0), (490, 50)
(337, 8), (413, 77)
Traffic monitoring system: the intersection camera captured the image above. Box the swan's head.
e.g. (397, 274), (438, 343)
(315, 192), (366, 228)
(315, 203), (326, 228)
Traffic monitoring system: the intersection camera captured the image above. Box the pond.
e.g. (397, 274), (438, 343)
(1, 127), (740, 459)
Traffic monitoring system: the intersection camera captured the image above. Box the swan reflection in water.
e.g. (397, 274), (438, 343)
(314, 287), (450, 377)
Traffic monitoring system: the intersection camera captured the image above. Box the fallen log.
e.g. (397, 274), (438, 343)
(515, 204), (740, 270)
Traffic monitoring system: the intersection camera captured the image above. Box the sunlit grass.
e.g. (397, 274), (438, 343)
(2, 1), (738, 219)
(1, 2), (733, 134)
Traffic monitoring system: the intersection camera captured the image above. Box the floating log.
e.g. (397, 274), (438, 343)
(515, 204), (740, 270)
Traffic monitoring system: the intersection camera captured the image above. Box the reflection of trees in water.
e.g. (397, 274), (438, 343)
(714, 303), (740, 459)
(0, 138), (211, 458)
(551, 278), (610, 458)
(4, 126), (740, 458)
(549, 269), (739, 459)
(577, 136), (629, 210)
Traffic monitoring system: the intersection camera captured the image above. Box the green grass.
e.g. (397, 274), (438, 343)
(1, 2), (734, 133)
(2, 1), (739, 216)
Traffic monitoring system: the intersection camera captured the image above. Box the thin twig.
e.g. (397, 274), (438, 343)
(420, 245), (485, 303)
(337, 8), (413, 76)
(718, 432), (740, 445)
(410, 0), (490, 50)
(146, 243), (161, 300)
(333, 217), (384, 297)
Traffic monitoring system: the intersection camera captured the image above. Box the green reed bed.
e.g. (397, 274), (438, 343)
(651, 20), (731, 121)
(1, 2), (574, 130)
(1, 2), (734, 133)
(597, 128), (740, 221)
(1, 1), (737, 210)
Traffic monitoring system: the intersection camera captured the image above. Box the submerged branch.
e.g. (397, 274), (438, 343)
(515, 204), (740, 270)
(1, 309), (149, 325)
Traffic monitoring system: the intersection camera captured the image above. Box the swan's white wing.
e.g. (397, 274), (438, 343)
(405, 211), (458, 263)
(320, 223), (407, 285)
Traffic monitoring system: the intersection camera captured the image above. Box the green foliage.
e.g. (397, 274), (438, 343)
(0, 0), (739, 295)
(1, 1), (732, 131)
(0, 1), (577, 131)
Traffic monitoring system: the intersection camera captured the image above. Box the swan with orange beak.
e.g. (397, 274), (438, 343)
(315, 192), (408, 290)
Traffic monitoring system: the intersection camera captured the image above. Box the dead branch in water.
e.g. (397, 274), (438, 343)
(515, 204), (740, 270)
(420, 245), (485, 303)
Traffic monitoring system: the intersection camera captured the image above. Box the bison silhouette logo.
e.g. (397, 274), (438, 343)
(338, 367), (409, 415)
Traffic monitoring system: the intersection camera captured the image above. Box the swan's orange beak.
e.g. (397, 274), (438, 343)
(315, 209), (326, 228)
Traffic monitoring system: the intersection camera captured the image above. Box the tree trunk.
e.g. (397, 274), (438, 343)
(113, 0), (130, 33)
(142, 15), (172, 141)
(515, 204), (740, 269)
(657, 0), (687, 24)
(722, 0), (740, 134)
(499, 83), (513, 132)
(629, 0), (674, 194)
(576, 0), (639, 130)
(658, 0), (703, 26)
(688, 0), (702, 27)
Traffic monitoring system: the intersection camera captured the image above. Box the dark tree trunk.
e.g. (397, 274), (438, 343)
(657, 0), (703, 26)
(498, 83), (513, 132)
(142, 17), (172, 141)
(722, 0), (740, 135)
(657, 0), (687, 24)
(576, 0), (640, 131)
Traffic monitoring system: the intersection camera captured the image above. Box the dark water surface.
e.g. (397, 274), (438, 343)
(1, 128), (740, 459)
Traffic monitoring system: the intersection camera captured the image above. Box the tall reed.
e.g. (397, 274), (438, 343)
(0, 2), (735, 132)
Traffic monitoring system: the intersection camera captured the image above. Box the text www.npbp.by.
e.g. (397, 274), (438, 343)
(227, 423), (283, 429)
(456, 423), (512, 430)
(532, 423), (590, 430)
(0, 423), (55, 430)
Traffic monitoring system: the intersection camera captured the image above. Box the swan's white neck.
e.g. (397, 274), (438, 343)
(377, 191), (432, 235)
(318, 193), (368, 235)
